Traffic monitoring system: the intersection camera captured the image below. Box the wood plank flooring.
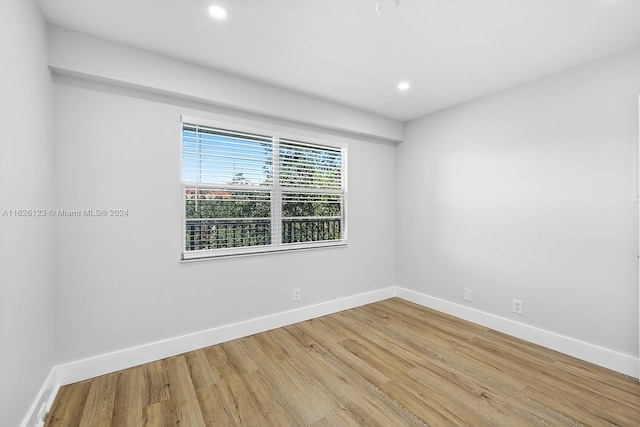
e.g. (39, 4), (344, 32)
(45, 298), (640, 426)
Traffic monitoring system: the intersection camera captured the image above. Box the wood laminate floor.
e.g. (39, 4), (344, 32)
(45, 298), (640, 426)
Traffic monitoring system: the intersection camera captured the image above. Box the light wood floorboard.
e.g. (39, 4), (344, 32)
(45, 298), (640, 426)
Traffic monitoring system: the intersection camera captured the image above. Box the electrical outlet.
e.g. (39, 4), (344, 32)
(293, 288), (300, 302)
(513, 299), (523, 315)
(464, 288), (472, 301)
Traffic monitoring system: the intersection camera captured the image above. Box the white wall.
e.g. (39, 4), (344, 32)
(53, 78), (397, 365)
(397, 47), (640, 365)
(0, 0), (55, 425)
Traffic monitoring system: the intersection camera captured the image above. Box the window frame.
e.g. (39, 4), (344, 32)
(181, 115), (348, 261)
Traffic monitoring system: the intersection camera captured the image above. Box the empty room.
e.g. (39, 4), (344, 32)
(3, 0), (640, 425)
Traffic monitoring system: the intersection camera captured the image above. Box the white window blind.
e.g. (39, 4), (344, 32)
(182, 120), (347, 260)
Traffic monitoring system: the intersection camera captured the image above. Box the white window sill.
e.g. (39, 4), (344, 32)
(181, 240), (347, 262)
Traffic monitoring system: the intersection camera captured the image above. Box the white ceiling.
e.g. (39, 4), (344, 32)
(37, 0), (640, 121)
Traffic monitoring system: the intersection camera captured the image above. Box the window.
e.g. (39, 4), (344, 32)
(182, 118), (347, 260)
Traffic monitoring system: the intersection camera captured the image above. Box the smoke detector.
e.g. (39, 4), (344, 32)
(375, 0), (399, 15)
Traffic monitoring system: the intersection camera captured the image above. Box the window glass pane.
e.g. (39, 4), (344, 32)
(279, 140), (342, 189)
(182, 124), (273, 186)
(185, 187), (271, 250)
(185, 218), (271, 251)
(282, 192), (342, 243)
(282, 217), (342, 244)
(281, 193), (341, 217)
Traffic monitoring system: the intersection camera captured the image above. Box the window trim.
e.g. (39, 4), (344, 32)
(180, 115), (348, 261)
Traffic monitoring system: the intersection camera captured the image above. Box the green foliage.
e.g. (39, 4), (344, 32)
(282, 193), (341, 218)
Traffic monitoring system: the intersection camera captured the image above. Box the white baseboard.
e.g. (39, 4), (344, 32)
(55, 286), (397, 386)
(20, 368), (59, 427)
(396, 286), (639, 378)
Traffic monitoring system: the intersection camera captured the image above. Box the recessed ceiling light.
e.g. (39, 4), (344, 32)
(208, 4), (228, 20)
(397, 81), (411, 91)
(375, 0), (399, 15)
